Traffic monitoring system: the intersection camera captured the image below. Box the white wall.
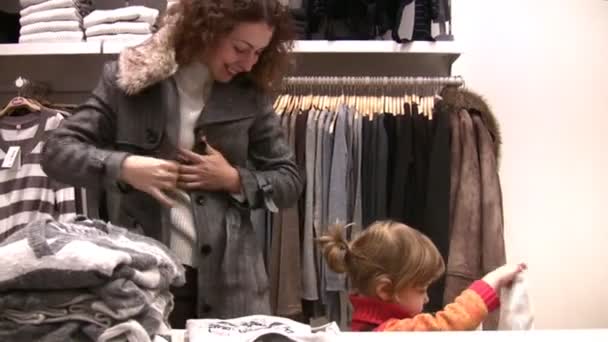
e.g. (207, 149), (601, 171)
(452, 0), (608, 329)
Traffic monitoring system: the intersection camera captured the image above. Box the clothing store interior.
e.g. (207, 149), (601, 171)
(0, 0), (606, 341)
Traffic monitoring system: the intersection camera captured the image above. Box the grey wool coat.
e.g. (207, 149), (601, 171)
(41, 18), (303, 319)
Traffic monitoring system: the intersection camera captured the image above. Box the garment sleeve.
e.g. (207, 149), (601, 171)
(378, 280), (500, 331)
(41, 62), (129, 191)
(235, 95), (304, 212)
(53, 184), (78, 222)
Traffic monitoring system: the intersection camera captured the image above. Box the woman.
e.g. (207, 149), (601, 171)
(41, 0), (303, 328)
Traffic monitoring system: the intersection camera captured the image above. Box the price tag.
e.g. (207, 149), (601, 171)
(1, 146), (21, 169)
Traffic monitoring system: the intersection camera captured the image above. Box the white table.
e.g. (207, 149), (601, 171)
(171, 329), (608, 341)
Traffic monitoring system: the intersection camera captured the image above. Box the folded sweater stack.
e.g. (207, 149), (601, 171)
(0, 218), (185, 342)
(84, 6), (158, 43)
(19, 0), (92, 43)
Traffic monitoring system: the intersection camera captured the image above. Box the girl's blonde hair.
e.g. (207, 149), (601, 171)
(318, 220), (445, 297)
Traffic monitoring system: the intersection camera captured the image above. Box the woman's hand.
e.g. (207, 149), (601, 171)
(483, 263), (528, 291)
(177, 144), (242, 193)
(119, 155), (179, 207)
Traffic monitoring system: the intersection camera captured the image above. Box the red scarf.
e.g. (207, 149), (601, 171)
(349, 294), (411, 331)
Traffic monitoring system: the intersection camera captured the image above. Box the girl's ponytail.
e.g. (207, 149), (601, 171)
(317, 224), (351, 274)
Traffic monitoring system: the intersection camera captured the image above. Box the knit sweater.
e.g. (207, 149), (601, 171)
(0, 218), (185, 291)
(86, 34), (150, 43)
(0, 218), (183, 342)
(350, 280), (499, 331)
(167, 63), (247, 266)
(166, 62), (212, 267)
(85, 22), (152, 37)
(20, 7), (81, 26)
(20, 20), (81, 35)
(83, 6), (159, 29)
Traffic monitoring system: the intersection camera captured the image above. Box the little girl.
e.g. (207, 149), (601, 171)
(318, 220), (526, 331)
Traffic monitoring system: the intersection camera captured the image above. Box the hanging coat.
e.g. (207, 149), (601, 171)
(435, 87), (504, 330)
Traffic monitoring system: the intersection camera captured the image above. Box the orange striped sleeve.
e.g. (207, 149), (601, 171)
(377, 281), (498, 332)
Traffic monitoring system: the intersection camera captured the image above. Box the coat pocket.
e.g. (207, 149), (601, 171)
(223, 206), (269, 295)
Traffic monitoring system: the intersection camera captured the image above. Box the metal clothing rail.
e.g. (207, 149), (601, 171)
(284, 75), (465, 87)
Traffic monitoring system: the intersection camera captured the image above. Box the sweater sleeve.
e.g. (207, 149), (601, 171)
(377, 280), (499, 331)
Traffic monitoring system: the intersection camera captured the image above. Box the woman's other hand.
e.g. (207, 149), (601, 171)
(177, 144), (242, 193)
(119, 155), (179, 207)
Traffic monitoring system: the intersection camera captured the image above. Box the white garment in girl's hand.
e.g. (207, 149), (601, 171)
(498, 273), (535, 330)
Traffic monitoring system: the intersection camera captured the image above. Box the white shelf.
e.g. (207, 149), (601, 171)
(294, 40), (459, 55)
(101, 38), (149, 54)
(0, 40), (461, 96)
(102, 40), (460, 55)
(0, 40), (460, 56)
(0, 42), (101, 56)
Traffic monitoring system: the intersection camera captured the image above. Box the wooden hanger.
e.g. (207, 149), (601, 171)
(0, 96), (42, 118)
(275, 93), (287, 113)
(272, 94), (281, 111)
(391, 96), (401, 115)
(394, 95), (400, 115)
(303, 89), (313, 111)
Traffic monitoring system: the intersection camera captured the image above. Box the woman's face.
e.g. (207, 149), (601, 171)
(204, 21), (274, 82)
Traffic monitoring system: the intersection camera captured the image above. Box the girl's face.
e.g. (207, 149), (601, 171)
(203, 21), (274, 82)
(394, 285), (430, 315)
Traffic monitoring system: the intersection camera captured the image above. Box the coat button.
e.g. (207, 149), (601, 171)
(145, 129), (158, 144)
(116, 181), (132, 193)
(200, 244), (212, 256)
(195, 195), (206, 205)
(202, 304), (212, 314)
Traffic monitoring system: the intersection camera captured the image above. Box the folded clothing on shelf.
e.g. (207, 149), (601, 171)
(19, 7), (81, 26)
(85, 22), (152, 37)
(20, 0), (51, 7)
(19, 30), (84, 43)
(87, 33), (151, 43)
(20, 20), (81, 35)
(20, 0), (93, 17)
(0, 218), (185, 342)
(18, 0), (97, 43)
(83, 6), (159, 29)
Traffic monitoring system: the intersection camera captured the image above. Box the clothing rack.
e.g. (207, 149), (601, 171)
(284, 75), (465, 87)
(277, 76), (464, 116)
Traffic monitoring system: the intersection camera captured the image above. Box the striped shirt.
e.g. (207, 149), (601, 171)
(0, 109), (80, 241)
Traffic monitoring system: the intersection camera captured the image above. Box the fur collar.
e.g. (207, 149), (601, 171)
(116, 14), (179, 95)
(437, 86), (502, 161)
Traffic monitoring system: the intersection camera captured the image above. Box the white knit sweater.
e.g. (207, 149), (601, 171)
(168, 62), (212, 267)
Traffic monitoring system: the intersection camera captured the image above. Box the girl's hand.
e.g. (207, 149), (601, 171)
(483, 263), (528, 290)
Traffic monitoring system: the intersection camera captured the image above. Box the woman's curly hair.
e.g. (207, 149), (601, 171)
(168, 0), (296, 93)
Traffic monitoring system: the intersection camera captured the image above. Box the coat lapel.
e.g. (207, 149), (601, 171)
(198, 81), (257, 127)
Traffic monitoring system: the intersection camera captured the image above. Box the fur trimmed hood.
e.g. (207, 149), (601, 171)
(116, 14), (179, 95)
(437, 86), (502, 161)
